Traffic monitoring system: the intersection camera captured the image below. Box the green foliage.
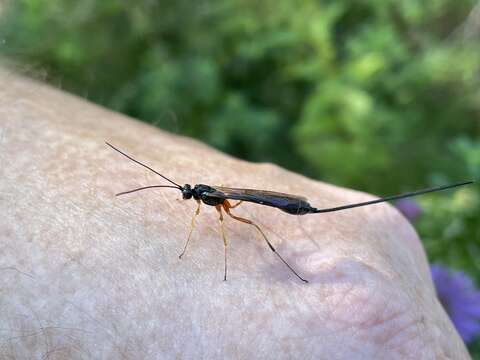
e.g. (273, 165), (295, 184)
(1, 0), (479, 351)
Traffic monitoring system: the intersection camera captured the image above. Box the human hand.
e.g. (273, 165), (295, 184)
(0, 69), (470, 359)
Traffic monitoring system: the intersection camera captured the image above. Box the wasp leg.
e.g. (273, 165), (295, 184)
(230, 200), (243, 209)
(179, 200), (201, 259)
(215, 205), (228, 281)
(222, 200), (308, 283)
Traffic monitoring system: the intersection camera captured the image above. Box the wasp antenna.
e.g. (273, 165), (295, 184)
(106, 142), (182, 189)
(116, 185), (182, 196)
(313, 180), (474, 214)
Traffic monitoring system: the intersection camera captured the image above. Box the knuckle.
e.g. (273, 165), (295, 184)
(309, 260), (439, 358)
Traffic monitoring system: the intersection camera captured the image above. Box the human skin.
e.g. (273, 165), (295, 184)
(0, 69), (471, 359)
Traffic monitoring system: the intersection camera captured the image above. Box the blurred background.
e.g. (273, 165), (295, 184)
(0, 0), (479, 354)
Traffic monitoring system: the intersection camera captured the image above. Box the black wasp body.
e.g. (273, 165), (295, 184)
(182, 184), (315, 214)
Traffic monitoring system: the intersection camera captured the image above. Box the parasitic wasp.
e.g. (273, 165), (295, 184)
(106, 142), (474, 283)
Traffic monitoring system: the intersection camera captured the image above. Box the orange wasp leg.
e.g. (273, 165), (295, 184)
(215, 205), (229, 281)
(230, 200), (243, 209)
(222, 200), (308, 283)
(179, 199), (201, 259)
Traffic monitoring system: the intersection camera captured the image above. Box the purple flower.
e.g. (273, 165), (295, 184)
(430, 264), (480, 344)
(395, 198), (421, 221)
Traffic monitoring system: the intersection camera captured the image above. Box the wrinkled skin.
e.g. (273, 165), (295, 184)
(0, 69), (470, 359)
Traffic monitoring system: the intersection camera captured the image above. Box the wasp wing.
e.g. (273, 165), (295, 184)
(208, 186), (314, 215)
